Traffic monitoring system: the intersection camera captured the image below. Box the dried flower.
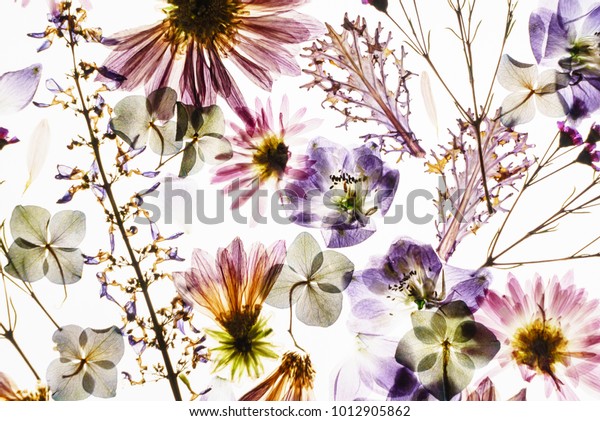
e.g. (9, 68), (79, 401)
(213, 97), (316, 208)
(174, 237), (285, 379)
(240, 352), (315, 401)
(477, 272), (600, 399)
(286, 138), (399, 248)
(303, 15), (424, 157)
(98, 0), (322, 111)
(429, 111), (532, 261)
(0, 373), (48, 401)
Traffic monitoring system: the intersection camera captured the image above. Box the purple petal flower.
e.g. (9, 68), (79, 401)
(348, 237), (490, 332)
(286, 138), (399, 248)
(557, 121), (583, 147)
(0, 127), (19, 151)
(124, 301), (136, 322)
(529, 1), (600, 120)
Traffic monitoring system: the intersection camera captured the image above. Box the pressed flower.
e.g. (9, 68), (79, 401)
(497, 55), (569, 126)
(0, 373), (48, 401)
(174, 237), (286, 379)
(98, 0), (322, 111)
(586, 123), (600, 144)
(110, 87), (180, 152)
(46, 325), (125, 400)
(395, 301), (500, 401)
(286, 138), (399, 248)
(303, 15), (424, 157)
(266, 232), (354, 327)
(576, 143), (600, 170)
(332, 319), (429, 401)
(4, 205), (86, 285)
(0, 127), (19, 151)
(529, 0), (600, 120)
(476, 272), (600, 399)
(213, 97), (317, 208)
(177, 104), (232, 177)
(348, 238), (490, 332)
(557, 121), (583, 147)
(240, 352), (315, 401)
(430, 113), (532, 261)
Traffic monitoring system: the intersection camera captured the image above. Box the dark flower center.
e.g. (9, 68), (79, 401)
(166, 0), (243, 45)
(253, 136), (290, 181)
(511, 318), (568, 385)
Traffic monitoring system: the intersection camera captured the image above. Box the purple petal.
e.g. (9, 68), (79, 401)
(0, 64), (42, 114)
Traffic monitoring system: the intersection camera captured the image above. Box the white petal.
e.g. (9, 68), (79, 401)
(499, 91), (536, 126)
(24, 119), (51, 192)
(497, 55), (537, 92)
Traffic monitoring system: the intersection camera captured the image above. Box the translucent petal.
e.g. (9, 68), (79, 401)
(81, 327), (125, 364)
(49, 210), (86, 247)
(110, 95), (151, 149)
(0, 64), (42, 114)
(197, 135), (232, 165)
(52, 325), (84, 361)
(395, 330), (440, 371)
(497, 55), (537, 91)
(4, 241), (46, 282)
(312, 250), (354, 293)
(264, 264), (304, 308)
(10, 205), (50, 246)
(84, 362), (118, 398)
(294, 282), (344, 327)
(148, 121), (181, 156)
(147, 87), (177, 121)
(197, 105), (226, 137)
(286, 232), (322, 277)
(46, 359), (89, 401)
(44, 247), (85, 285)
(179, 144), (199, 178)
(24, 119), (51, 192)
(535, 91), (569, 118)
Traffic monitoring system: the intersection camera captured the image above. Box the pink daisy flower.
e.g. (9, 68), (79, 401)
(213, 97), (318, 208)
(476, 272), (600, 399)
(98, 1), (322, 111)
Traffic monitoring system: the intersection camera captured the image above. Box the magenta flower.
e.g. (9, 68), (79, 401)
(213, 97), (317, 208)
(98, 1), (322, 112)
(476, 272), (600, 399)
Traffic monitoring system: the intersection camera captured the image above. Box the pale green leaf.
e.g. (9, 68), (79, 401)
(10, 205), (49, 246)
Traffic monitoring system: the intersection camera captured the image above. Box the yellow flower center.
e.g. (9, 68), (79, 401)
(252, 135), (290, 182)
(511, 318), (568, 383)
(166, 0), (243, 45)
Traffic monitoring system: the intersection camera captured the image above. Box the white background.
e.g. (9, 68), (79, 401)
(1, 0), (600, 401)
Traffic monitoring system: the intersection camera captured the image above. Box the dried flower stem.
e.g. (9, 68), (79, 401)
(387, 0), (517, 213)
(0, 323), (41, 381)
(65, 9), (182, 401)
(486, 131), (600, 267)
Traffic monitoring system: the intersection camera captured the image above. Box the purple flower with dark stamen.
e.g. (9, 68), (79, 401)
(97, 1), (323, 112)
(530, 0), (600, 120)
(286, 138), (399, 248)
(347, 238), (490, 332)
